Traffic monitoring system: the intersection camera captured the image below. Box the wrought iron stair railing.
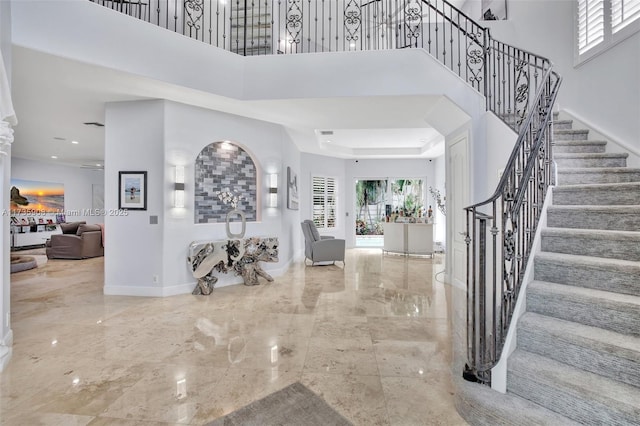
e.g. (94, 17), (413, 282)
(90, 0), (561, 385)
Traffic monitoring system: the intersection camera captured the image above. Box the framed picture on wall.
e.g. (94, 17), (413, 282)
(287, 166), (299, 210)
(481, 0), (507, 20)
(119, 171), (147, 210)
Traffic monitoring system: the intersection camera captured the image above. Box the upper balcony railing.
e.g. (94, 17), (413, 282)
(92, 0), (561, 386)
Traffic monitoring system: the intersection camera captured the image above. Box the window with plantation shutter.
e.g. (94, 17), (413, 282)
(578, 0), (605, 54)
(612, 0), (640, 32)
(576, 0), (640, 63)
(312, 176), (337, 229)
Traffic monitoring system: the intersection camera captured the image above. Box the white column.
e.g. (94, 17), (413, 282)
(0, 0), (16, 371)
(0, 122), (14, 371)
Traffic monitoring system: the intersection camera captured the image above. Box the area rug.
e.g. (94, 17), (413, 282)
(207, 382), (353, 426)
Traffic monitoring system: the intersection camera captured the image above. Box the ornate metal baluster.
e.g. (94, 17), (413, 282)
(344, 0), (361, 51)
(185, 0), (204, 40)
(286, 0), (302, 53)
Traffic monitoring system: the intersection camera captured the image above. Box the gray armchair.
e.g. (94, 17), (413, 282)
(300, 220), (345, 265)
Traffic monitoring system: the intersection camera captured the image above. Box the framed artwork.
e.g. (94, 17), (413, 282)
(286, 166), (299, 210)
(10, 178), (64, 213)
(481, 0), (507, 20)
(119, 171), (147, 210)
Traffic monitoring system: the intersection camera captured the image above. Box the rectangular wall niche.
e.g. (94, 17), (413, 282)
(194, 141), (257, 223)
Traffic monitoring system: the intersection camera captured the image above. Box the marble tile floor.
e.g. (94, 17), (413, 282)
(3, 249), (468, 425)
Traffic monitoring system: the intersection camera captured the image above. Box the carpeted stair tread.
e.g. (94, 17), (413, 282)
(555, 153), (629, 159)
(541, 227), (640, 261)
(554, 129), (590, 140)
(456, 376), (580, 426)
(554, 152), (628, 167)
(518, 312), (640, 387)
(547, 205), (640, 231)
(554, 140), (607, 154)
(508, 350), (640, 425)
(557, 167), (640, 185)
(535, 251), (640, 296)
(527, 280), (640, 336)
(553, 119), (573, 130)
(552, 182), (640, 205)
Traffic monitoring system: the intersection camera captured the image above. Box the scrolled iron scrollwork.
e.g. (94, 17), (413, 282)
(184, 0), (204, 32)
(467, 32), (485, 87)
(286, 0), (303, 47)
(403, 0), (422, 45)
(514, 60), (530, 125)
(503, 229), (515, 261)
(344, 0), (361, 42)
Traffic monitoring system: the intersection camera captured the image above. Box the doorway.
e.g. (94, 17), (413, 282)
(354, 178), (428, 247)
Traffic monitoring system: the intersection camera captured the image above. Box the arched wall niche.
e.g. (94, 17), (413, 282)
(194, 141), (260, 224)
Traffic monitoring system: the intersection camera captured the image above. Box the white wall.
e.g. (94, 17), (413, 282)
(11, 0), (245, 100)
(104, 100), (165, 296)
(299, 153), (347, 242)
(163, 101), (298, 292)
(485, 0), (640, 151)
(11, 157), (105, 224)
(432, 154), (446, 245)
(280, 129), (303, 261)
(485, 112), (518, 192)
(104, 99), (301, 296)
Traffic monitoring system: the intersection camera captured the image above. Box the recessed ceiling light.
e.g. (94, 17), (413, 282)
(326, 140), (332, 143)
(51, 155), (58, 159)
(71, 140), (79, 144)
(96, 163), (102, 167)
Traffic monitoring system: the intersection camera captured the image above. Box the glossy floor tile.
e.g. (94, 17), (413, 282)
(4, 249), (468, 425)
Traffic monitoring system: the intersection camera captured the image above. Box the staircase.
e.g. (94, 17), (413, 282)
(507, 113), (640, 424)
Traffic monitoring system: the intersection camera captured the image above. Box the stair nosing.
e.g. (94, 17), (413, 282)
(553, 181), (640, 190)
(556, 167), (640, 172)
(554, 152), (628, 158)
(536, 250), (640, 267)
(541, 227), (640, 239)
(547, 204), (640, 212)
(554, 140), (606, 144)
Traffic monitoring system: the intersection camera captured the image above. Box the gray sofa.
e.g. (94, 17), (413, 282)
(300, 220), (345, 265)
(46, 222), (104, 259)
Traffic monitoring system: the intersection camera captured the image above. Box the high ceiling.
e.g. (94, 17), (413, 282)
(10, 46), (447, 169)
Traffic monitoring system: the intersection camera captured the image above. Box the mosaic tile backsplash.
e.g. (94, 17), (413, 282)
(194, 142), (257, 223)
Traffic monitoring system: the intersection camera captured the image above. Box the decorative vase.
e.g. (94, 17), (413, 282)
(225, 209), (246, 239)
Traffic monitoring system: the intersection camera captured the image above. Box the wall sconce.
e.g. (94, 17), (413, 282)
(174, 165), (185, 208)
(268, 173), (278, 208)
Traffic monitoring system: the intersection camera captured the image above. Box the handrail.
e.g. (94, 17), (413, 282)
(464, 69), (561, 384)
(90, 0), (562, 386)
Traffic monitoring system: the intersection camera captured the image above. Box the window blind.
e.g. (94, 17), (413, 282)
(312, 176), (337, 229)
(578, 0), (605, 54)
(612, 0), (640, 32)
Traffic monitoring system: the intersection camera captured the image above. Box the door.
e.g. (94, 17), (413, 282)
(449, 134), (469, 290)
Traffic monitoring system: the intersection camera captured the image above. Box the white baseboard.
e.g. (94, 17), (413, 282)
(103, 257), (295, 297)
(0, 345), (12, 373)
(2, 329), (13, 347)
(103, 283), (195, 297)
